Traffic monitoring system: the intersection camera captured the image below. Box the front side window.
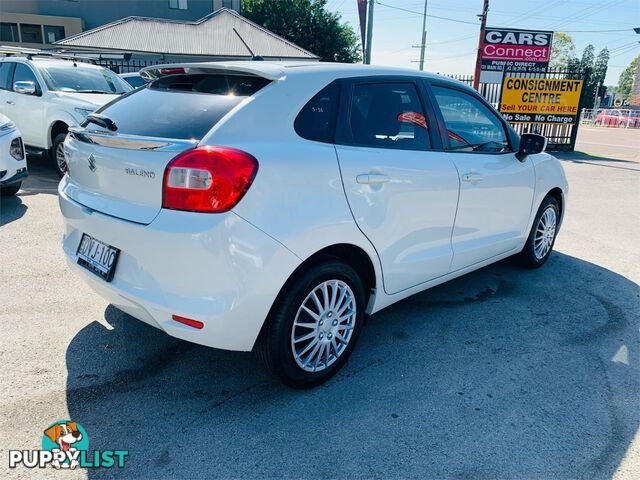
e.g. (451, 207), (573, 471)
(20, 24), (43, 44)
(431, 85), (509, 153)
(0, 23), (20, 42)
(13, 64), (39, 91)
(295, 81), (340, 143)
(348, 82), (431, 151)
(39, 65), (131, 94)
(44, 25), (65, 44)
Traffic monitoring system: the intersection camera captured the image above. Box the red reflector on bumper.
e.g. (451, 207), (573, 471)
(172, 314), (204, 329)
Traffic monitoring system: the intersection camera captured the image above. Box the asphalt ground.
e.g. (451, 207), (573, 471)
(1, 126), (638, 479)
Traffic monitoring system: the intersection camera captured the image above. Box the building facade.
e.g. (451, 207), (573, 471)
(0, 0), (241, 48)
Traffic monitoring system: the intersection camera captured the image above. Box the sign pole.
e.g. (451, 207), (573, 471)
(364, 0), (375, 65)
(473, 0), (489, 91)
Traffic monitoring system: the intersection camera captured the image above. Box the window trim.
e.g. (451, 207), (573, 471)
(425, 80), (517, 155)
(335, 75), (443, 152)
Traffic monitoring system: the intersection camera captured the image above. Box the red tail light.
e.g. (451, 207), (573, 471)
(162, 146), (258, 213)
(159, 67), (186, 75)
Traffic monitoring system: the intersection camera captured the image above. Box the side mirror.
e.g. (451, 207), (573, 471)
(13, 80), (37, 95)
(516, 133), (547, 161)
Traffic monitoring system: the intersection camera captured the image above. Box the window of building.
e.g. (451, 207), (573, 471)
(44, 25), (66, 44)
(19, 24), (43, 44)
(0, 23), (20, 42)
(169, 0), (188, 9)
(348, 82), (431, 151)
(222, 0), (233, 8)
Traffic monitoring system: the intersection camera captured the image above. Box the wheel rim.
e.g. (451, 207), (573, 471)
(291, 279), (356, 373)
(534, 207), (557, 259)
(56, 142), (66, 173)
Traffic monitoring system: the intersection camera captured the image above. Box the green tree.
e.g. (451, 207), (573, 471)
(618, 56), (639, 97)
(549, 32), (577, 69)
(241, 0), (362, 63)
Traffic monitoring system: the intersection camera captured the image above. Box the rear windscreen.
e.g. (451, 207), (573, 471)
(90, 74), (271, 140)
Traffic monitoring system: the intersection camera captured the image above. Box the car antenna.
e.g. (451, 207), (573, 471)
(232, 27), (264, 61)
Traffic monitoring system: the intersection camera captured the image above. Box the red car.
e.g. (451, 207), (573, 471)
(594, 109), (640, 127)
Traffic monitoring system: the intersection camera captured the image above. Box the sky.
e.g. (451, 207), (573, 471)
(325, 0), (640, 86)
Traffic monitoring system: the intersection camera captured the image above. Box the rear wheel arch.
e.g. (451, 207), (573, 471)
(262, 243), (378, 331)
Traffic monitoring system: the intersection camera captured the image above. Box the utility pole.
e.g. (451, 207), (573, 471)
(364, 0), (375, 64)
(472, 0), (489, 91)
(418, 0), (428, 70)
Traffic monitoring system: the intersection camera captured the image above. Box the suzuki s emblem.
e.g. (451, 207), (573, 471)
(87, 153), (97, 172)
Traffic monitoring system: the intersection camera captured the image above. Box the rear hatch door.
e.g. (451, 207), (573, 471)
(63, 70), (273, 224)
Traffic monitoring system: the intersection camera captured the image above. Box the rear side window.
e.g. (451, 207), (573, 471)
(348, 82), (431, 151)
(91, 74), (271, 140)
(295, 81), (340, 143)
(0, 62), (15, 90)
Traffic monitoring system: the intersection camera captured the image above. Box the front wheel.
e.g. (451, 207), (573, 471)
(517, 196), (560, 268)
(255, 260), (366, 388)
(51, 133), (67, 178)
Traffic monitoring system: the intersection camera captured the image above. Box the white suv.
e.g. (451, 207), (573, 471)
(59, 62), (568, 387)
(0, 56), (131, 176)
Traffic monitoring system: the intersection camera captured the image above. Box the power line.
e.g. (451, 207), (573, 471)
(375, 1), (479, 26)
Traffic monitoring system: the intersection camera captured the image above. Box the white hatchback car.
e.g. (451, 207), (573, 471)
(59, 62), (568, 387)
(0, 113), (26, 196)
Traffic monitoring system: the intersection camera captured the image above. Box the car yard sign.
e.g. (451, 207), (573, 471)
(480, 28), (553, 83)
(499, 76), (584, 124)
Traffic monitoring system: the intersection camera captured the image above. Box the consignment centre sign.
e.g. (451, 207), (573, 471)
(499, 77), (584, 124)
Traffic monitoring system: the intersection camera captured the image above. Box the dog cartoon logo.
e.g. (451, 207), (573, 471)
(42, 421), (89, 469)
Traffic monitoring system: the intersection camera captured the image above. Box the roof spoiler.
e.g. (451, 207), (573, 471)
(139, 62), (286, 81)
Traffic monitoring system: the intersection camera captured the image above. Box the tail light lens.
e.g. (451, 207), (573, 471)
(162, 146), (258, 213)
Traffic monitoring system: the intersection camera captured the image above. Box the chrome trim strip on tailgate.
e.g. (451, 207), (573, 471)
(68, 127), (198, 152)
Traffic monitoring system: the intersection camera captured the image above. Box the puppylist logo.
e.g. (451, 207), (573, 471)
(9, 420), (128, 470)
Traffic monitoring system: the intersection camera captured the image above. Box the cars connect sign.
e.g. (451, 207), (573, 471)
(480, 28), (553, 83)
(499, 76), (584, 124)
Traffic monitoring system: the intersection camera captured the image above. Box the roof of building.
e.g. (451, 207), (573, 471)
(54, 9), (319, 60)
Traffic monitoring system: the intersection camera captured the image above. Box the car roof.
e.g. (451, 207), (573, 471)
(141, 61), (472, 90)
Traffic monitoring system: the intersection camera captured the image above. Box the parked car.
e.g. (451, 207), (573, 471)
(0, 56), (131, 177)
(0, 113), (26, 196)
(594, 109), (640, 127)
(58, 62), (568, 388)
(119, 72), (148, 89)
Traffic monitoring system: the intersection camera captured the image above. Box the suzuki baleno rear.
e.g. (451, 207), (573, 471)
(59, 64), (308, 354)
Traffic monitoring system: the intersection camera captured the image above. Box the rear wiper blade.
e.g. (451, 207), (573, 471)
(85, 113), (118, 132)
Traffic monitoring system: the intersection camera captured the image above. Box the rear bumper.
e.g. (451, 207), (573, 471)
(58, 183), (301, 351)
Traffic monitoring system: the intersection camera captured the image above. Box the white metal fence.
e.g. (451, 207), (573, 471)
(580, 108), (640, 128)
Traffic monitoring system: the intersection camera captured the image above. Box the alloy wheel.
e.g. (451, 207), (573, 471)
(290, 279), (356, 372)
(56, 142), (67, 174)
(534, 207), (557, 259)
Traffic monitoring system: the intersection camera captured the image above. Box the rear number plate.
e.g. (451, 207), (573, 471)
(76, 233), (120, 282)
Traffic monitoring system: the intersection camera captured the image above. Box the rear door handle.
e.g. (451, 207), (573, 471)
(5, 100), (15, 105)
(356, 173), (390, 185)
(462, 172), (483, 183)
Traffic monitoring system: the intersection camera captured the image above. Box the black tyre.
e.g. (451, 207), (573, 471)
(518, 195), (560, 268)
(0, 182), (21, 196)
(255, 260), (366, 388)
(51, 133), (67, 178)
